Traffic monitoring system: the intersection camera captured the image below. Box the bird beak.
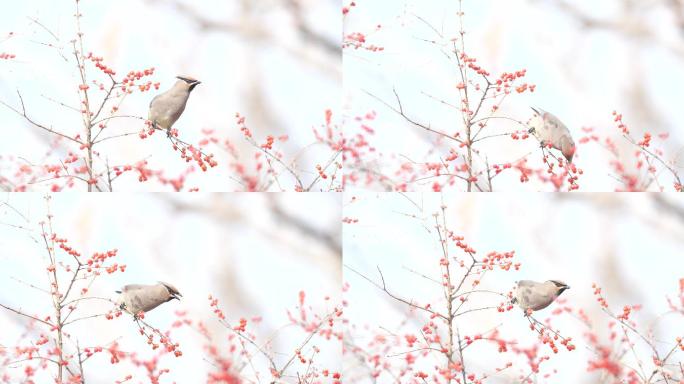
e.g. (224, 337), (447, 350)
(530, 107), (540, 115)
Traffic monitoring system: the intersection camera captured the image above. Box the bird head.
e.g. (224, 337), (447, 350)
(159, 281), (182, 301)
(176, 76), (201, 92)
(547, 280), (570, 295)
(528, 107), (545, 134)
(114, 290), (126, 310)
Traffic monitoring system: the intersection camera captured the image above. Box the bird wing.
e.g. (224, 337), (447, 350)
(515, 281), (544, 310)
(544, 113), (572, 140)
(149, 94), (161, 109)
(148, 93), (164, 123)
(140, 291), (166, 312)
(147, 89), (188, 129)
(122, 285), (167, 313)
(120, 284), (149, 292)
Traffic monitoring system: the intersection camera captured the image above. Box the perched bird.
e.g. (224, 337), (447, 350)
(116, 282), (182, 317)
(148, 76), (201, 135)
(527, 107), (576, 163)
(512, 280), (569, 313)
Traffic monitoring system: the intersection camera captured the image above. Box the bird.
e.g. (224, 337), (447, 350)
(148, 76), (201, 135)
(527, 107), (576, 163)
(116, 282), (182, 317)
(511, 280), (569, 313)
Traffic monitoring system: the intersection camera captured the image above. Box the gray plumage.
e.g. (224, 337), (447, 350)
(116, 281), (182, 316)
(148, 76), (201, 131)
(512, 280), (569, 312)
(528, 107), (576, 162)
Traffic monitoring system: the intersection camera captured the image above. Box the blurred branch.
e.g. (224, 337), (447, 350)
(164, 195), (243, 221)
(267, 196), (341, 256)
(284, 0), (339, 56)
(551, 0), (684, 58)
(651, 193), (684, 222)
(667, 0), (684, 35)
(553, 0), (619, 30)
(554, 194), (684, 236)
(151, 0), (266, 38)
(163, 195), (340, 257)
(148, 0), (342, 58)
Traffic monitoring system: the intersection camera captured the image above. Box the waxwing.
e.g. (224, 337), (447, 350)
(116, 282), (182, 316)
(512, 280), (569, 313)
(148, 76), (201, 134)
(528, 107), (576, 162)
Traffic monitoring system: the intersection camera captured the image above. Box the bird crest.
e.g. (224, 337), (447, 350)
(158, 281), (182, 300)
